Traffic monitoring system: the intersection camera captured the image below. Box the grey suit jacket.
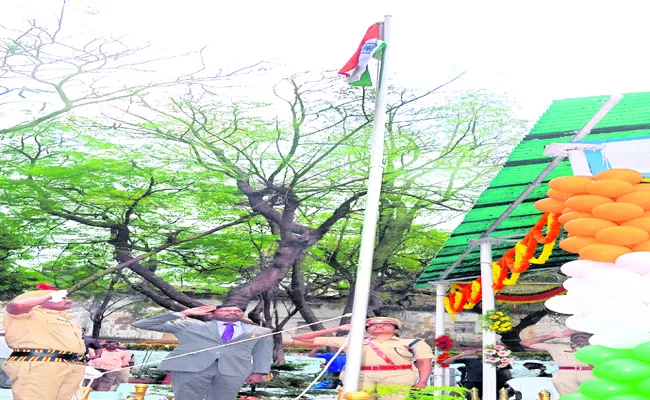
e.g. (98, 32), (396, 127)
(131, 313), (273, 376)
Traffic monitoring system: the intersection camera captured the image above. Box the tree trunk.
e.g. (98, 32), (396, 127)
(109, 224), (203, 309)
(500, 310), (549, 352)
(272, 333), (285, 365)
(226, 238), (308, 308)
(286, 259), (326, 331)
(339, 281), (356, 328)
(90, 275), (119, 338)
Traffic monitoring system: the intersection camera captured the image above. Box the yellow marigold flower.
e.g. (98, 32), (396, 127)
(489, 315), (498, 319)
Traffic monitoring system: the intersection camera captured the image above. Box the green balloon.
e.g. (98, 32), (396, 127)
(607, 395), (650, 400)
(579, 378), (634, 399)
(636, 377), (650, 394)
(633, 342), (650, 363)
(593, 358), (650, 382)
(559, 393), (597, 400)
(575, 345), (634, 366)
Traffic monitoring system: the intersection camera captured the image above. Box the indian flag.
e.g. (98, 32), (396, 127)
(339, 23), (386, 87)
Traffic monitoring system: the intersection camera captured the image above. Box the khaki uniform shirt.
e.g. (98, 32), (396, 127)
(314, 336), (433, 366)
(3, 307), (85, 355)
(529, 343), (589, 367)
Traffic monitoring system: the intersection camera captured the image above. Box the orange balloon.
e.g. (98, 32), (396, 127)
(559, 237), (600, 254)
(632, 240), (650, 251)
(585, 179), (634, 198)
(617, 191), (650, 211)
(594, 168), (643, 184)
(547, 189), (572, 202)
(534, 198), (566, 214)
(564, 218), (617, 237)
(549, 176), (593, 194)
(633, 184), (650, 192)
(592, 202), (645, 222)
(645, 210), (650, 218)
(579, 243), (632, 263)
(564, 195), (613, 212)
(621, 217), (650, 234)
(595, 226), (650, 246)
(558, 211), (592, 225)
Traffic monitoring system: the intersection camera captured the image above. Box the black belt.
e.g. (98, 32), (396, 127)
(7, 348), (86, 364)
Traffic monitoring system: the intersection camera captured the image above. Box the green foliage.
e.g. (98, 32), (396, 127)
(271, 362), (308, 371)
(365, 384), (468, 400)
(130, 366), (169, 383)
(0, 66), (525, 313)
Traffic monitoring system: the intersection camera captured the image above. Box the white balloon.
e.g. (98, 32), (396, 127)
(564, 293), (609, 315)
(581, 298), (648, 318)
(590, 329), (650, 349)
(587, 268), (642, 286)
(616, 252), (650, 274)
(562, 277), (591, 292)
(561, 260), (615, 278)
(565, 283), (608, 301)
(565, 315), (602, 333)
(545, 295), (582, 315)
(572, 312), (650, 333)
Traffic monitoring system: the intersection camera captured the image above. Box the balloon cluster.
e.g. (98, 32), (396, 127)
(535, 168), (650, 262)
(540, 168), (650, 400)
(564, 342), (650, 400)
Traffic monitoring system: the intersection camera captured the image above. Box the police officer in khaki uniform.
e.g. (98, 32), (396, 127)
(521, 329), (593, 396)
(2, 287), (86, 400)
(293, 317), (433, 399)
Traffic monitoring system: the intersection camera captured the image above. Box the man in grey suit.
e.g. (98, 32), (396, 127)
(131, 304), (273, 400)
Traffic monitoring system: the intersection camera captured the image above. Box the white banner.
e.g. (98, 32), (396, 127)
(567, 136), (650, 181)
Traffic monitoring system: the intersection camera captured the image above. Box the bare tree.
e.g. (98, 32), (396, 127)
(0, 0), (262, 135)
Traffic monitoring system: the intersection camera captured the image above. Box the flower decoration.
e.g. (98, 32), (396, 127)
(444, 212), (562, 315)
(434, 335), (454, 351)
(36, 283), (57, 290)
(435, 352), (451, 368)
(483, 344), (513, 368)
(480, 310), (513, 333)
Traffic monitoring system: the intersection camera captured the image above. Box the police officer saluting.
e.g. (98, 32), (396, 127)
(2, 284), (86, 400)
(293, 317), (433, 399)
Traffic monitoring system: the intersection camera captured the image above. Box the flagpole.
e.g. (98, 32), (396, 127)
(342, 14), (392, 395)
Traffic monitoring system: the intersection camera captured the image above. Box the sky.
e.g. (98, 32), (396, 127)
(5, 0), (650, 123)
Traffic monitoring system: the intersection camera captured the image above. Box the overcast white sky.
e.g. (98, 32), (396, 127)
(5, 0), (650, 122)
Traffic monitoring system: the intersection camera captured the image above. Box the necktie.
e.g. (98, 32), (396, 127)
(221, 322), (235, 342)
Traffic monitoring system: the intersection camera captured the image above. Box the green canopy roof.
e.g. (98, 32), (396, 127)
(414, 92), (650, 288)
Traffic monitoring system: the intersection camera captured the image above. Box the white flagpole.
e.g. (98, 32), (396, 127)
(342, 14), (392, 395)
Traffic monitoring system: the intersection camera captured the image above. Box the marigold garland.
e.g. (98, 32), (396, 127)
(443, 212), (562, 315)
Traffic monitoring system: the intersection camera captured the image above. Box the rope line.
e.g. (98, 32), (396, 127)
(292, 335), (349, 400)
(83, 312), (353, 391)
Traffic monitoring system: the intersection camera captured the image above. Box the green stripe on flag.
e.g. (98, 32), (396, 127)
(349, 69), (373, 87)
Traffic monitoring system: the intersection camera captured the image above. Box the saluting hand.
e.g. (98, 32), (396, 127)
(554, 329), (580, 338)
(180, 305), (216, 317)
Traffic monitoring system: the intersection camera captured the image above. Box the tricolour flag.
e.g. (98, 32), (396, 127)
(338, 23), (386, 87)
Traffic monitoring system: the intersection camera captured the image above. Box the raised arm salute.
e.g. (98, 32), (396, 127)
(131, 304), (273, 400)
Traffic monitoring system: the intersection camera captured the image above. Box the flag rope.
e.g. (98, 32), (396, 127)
(79, 313), (353, 394)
